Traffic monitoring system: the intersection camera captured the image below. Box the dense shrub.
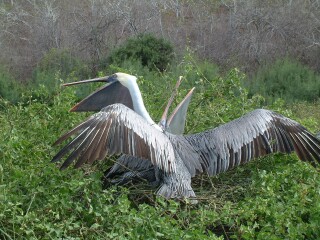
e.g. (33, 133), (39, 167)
(108, 34), (174, 71)
(35, 48), (89, 78)
(29, 49), (93, 104)
(0, 49), (93, 105)
(248, 58), (320, 103)
(0, 66), (23, 104)
(33, 49), (90, 86)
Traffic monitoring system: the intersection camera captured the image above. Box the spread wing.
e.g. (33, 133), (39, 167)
(185, 109), (320, 176)
(52, 103), (176, 173)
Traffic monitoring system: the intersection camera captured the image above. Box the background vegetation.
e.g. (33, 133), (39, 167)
(0, 0), (320, 79)
(247, 58), (320, 104)
(1, 49), (320, 239)
(0, 0), (320, 239)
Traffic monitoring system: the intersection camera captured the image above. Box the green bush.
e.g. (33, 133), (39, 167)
(0, 49), (91, 105)
(28, 49), (93, 104)
(108, 34), (174, 71)
(33, 48), (89, 90)
(35, 48), (89, 79)
(248, 58), (320, 103)
(0, 66), (23, 104)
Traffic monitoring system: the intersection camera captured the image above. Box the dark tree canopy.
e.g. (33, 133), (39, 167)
(108, 34), (174, 71)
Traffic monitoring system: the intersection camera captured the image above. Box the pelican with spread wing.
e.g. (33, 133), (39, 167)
(52, 73), (320, 200)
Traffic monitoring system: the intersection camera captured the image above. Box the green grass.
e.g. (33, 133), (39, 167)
(1, 62), (320, 239)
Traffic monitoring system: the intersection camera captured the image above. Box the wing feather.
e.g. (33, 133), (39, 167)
(185, 109), (320, 176)
(52, 103), (176, 173)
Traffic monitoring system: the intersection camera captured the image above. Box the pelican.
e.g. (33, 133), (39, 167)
(52, 73), (320, 200)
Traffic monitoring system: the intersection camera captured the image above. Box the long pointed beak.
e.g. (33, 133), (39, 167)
(64, 75), (134, 112)
(63, 76), (110, 87)
(160, 76), (183, 128)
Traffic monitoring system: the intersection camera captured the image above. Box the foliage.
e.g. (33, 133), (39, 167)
(0, 49), (93, 105)
(36, 48), (88, 78)
(32, 48), (91, 98)
(235, 158), (320, 239)
(0, 66), (23, 104)
(207, 155), (320, 239)
(247, 58), (320, 104)
(108, 34), (174, 71)
(290, 100), (320, 132)
(1, 56), (320, 239)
